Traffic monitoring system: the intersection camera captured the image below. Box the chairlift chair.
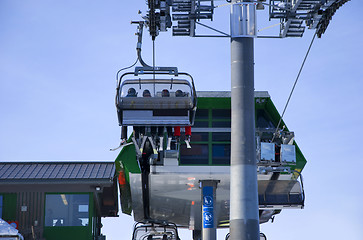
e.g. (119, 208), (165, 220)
(116, 70), (197, 127)
(131, 222), (180, 240)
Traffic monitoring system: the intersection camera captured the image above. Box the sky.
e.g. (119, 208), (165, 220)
(0, 0), (362, 239)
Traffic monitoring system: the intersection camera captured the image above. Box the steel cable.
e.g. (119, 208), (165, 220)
(272, 32), (317, 141)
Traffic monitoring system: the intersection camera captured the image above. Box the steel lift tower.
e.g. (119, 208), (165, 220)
(229, 2), (259, 240)
(132, 0), (351, 239)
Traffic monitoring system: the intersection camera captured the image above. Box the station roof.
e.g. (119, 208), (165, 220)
(0, 161), (115, 183)
(0, 161), (118, 217)
(196, 91), (270, 98)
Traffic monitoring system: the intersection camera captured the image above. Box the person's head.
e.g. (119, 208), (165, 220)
(161, 89), (170, 97)
(143, 89), (151, 97)
(175, 90), (184, 97)
(127, 88), (136, 97)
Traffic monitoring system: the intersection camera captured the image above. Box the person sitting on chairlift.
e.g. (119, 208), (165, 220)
(135, 89), (152, 137)
(161, 89), (170, 97)
(126, 87), (137, 97)
(120, 88), (139, 145)
(143, 89), (151, 97)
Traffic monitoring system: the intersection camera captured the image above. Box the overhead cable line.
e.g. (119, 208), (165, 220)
(272, 32), (317, 142)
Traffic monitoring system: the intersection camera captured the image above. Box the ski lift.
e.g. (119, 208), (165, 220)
(112, 21), (196, 152)
(116, 68), (197, 127)
(132, 222), (180, 240)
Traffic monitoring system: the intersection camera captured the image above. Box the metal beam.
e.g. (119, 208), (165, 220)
(229, 1), (260, 239)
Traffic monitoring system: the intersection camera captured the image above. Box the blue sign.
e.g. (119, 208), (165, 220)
(202, 186), (214, 228)
(202, 186), (213, 207)
(203, 212), (213, 224)
(203, 196), (213, 207)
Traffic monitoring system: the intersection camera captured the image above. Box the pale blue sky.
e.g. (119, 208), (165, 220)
(0, 0), (362, 239)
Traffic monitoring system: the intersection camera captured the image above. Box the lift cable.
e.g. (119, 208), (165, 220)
(272, 31), (317, 142)
(195, 21), (230, 37)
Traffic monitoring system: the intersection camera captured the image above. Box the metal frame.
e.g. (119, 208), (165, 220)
(116, 69), (197, 127)
(131, 221), (180, 240)
(117, 69), (196, 103)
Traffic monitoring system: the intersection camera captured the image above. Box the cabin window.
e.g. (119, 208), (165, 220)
(256, 109), (275, 128)
(212, 144), (231, 165)
(212, 109), (231, 120)
(211, 109), (231, 128)
(193, 109), (209, 128)
(195, 109), (209, 119)
(45, 194), (89, 227)
(193, 121), (209, 128)
(179, 107), (232, 166)
(180, 144), (209, 165)
(212, 121), (231, 128)
(191, 132), (209, 142)
(180, 98), (277, 166)
(212, 132), (231, 142)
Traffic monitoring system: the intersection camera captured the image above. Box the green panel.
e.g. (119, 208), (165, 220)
(197, 97), (231, 109)
(256, 97), (288, 131)
(190, 95), (307, 171)
(115, 141), (140, 176)
(256, 97), (307, 171)
(1, 193), (17, 220)
(114, 93), (307, 172)
(43, 226), (91, 240)
(114, 141), (138, 215)
(291, 143), (307, 173)
(119, 182), (132, 215)
(89, 193), (94, 221)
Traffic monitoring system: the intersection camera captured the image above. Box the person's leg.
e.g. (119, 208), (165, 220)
(166, 127), (172, 150)
(158, 127), (164, 151)
(174, 126), (181, 137)
(151, 126), (157, 136)
(121, 126), (128, 143)
(185, 126), (191, 139)
(133, 127), (140, 139)
(185, 126), (192, 148)
(139, 126), (145, 136)
(110, 126), (128, 150)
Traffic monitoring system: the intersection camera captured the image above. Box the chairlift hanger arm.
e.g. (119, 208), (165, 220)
(131, 21), (153, 69)
(116, 21), (197, 109)
(131, 21), (180, 76)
